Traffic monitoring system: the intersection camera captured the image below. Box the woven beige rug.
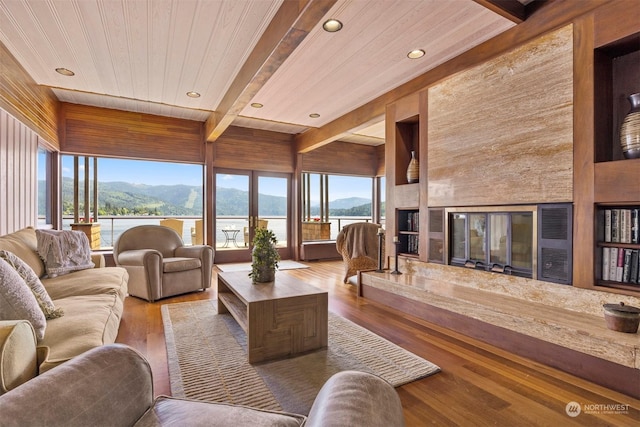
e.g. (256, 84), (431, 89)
(161, 300), (440, 415)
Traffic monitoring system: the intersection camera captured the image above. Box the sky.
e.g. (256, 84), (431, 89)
(56, 156), (383, 201)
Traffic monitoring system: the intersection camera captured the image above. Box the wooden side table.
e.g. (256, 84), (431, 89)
(71, 223), (101, 250)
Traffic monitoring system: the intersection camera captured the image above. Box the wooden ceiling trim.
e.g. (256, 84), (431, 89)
(205, 0), (338, 143)
(295, 0), (609, 154)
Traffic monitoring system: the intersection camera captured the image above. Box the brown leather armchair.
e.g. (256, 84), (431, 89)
(336, 222), (384, 284)
(113, 225), (213, 302)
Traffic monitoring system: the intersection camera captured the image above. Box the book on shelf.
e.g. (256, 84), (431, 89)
(622, 249), (632, 282)
(405, 234), (419, 254)
(616, 248), (624, 282)
(605, 209), (612, 242)
(605, 208), (639, 244)
(406, 211), (419, 232)
(633, 208), (639, 244)
(631, 250), (639, 284)
(602, 247), (640, 284)
(609, 247), (618, 281)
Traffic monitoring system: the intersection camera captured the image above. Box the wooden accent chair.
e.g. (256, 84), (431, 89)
(336, 222), (384, 283)
(113, 225), (213, 302)
(159, 218), (184, 238)
(243, 219), (268, 246)
(192, 219), (204, 245)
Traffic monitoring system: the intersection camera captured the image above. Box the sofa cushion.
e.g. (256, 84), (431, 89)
(0, 227), (45, 278)
(36, 229), (94, 278)
(37, 293), (124, 373)
(42, 267), (128, 301)
(0, 258), (47, 340)
(135, 396), (305, 427)
(0, 250), (63, 319)
(0, 320), (38, 395)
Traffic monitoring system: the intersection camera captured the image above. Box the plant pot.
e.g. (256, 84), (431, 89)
(603, 302), (640, 333)
(252, 266), (275, 283)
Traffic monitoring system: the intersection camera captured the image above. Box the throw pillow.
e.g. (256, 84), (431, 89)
(0, 250), (64, 319)
(0, 257), (47, 340)
(36, 229), (94, 278)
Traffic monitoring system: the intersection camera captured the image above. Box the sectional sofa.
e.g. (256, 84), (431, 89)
(0, 227), (128, 393)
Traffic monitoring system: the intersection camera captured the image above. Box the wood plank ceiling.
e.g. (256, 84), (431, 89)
(0, 0), (533, 149)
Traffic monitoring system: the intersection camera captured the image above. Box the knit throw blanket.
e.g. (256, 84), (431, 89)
(36, 229), (94, 278)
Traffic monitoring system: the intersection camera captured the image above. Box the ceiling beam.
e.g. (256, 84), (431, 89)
(473, 0), (527, 23)
(205, 0), (337, 142)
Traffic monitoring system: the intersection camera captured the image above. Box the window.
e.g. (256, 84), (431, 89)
(61, 156), (203, 248)
(301, 173), (377, 240)
(37, 147), (52, 226)
(449, 209), (534, 278)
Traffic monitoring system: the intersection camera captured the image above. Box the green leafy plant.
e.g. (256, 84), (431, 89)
(249, 227), (280, 283)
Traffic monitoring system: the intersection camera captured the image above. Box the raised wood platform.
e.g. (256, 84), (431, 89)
(359, 265), (640, 399)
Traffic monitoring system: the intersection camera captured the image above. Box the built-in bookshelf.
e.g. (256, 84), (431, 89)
(397, 209), (419, 257)
(592, 31), (640, 294)
(596, 206), (640, 291)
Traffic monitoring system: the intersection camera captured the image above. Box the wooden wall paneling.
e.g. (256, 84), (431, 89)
(212, 126), (294, 173)
(418, 90), (429, 262)
(594, 159), (640, 202)
(572, 16), (596, 289)
(427, 25), (574, 207)
(0, 42), (60, 148)
(0, 108), (38, 235)
(593, 0), (640, 49)
(60, 103), (205, 163)
(375, 144), (385, 177)
(301, 141), (378, 176)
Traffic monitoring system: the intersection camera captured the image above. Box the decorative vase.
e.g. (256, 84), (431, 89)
(406, 150), (419, 183)
(620, 92), (640, 159)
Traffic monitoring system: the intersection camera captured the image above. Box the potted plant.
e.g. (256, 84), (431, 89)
(249, 227), (280, 283)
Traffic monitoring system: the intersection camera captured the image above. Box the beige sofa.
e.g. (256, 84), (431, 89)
(0, 227), (128, 393)
(0, 343), (405, 426)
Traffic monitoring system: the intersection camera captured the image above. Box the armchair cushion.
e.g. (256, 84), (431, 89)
(163, 257), (201, 273)
(136, 396), (305, 427)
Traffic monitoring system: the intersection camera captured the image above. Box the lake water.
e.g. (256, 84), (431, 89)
(61, 216), (376, 249)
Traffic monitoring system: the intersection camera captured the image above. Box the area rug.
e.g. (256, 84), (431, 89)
(216, 260), (309, 272)
(161, 300), (440, 415)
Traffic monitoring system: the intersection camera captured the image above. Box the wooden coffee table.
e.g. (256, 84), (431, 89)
(217, 270), (328, 363)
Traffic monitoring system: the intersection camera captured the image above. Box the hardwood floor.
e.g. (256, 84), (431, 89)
(116, 260), (640, 426)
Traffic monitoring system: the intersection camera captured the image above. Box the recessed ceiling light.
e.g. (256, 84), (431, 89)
(322, 19), (342, 32)
(186, 91), (200, 98)
(55, 67), (75, 76)
(407, 49), (425, 59)
(309, 113), (320, 118)
(251, 103), (264, 108)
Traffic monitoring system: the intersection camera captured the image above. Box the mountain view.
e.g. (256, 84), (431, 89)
(40, 178), (373, 217)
